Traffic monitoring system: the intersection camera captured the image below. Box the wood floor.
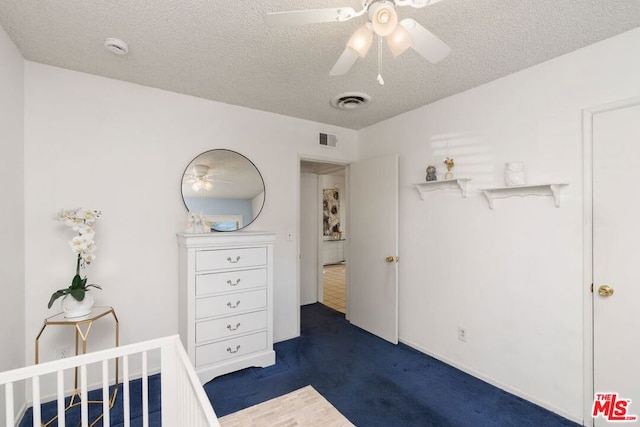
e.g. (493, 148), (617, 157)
(322, 263), (346, 313)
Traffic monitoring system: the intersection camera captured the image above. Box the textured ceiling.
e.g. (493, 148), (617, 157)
(1, 1), (639, 130)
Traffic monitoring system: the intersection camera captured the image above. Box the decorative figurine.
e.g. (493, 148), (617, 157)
(426, 165), (437, 182)
(443, 157), (455, 180)
(185, 212), (195, 233)
(194, 211), (204, 233)
(505, 162), (526, 186)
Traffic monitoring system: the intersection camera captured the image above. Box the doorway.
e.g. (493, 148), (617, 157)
(300, 154), (399, 343)
(300, 160), (348, 314)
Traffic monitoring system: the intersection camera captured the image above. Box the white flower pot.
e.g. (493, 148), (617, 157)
(61, 293), (94, 318)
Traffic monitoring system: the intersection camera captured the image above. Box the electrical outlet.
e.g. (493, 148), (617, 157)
(458, 327), (467, 342)
(56, 346), (73, 359)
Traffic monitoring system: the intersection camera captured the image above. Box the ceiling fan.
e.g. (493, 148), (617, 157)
(264, 0), (451, 78)
(183, 164), (230, 192)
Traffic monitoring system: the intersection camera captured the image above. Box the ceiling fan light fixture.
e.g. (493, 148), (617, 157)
(369, 1), (398, 37)
(192, 179), (213, 192)
(387, 25), (413, 57)
(346, 23), (374, 58)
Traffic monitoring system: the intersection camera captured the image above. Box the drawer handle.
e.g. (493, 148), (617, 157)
(227, 256), (241, 264)
(227, 345), (241, 354)
(227, 279), (241, 286)
(227, 323), (241, 331)
(226, 300), (241, 309)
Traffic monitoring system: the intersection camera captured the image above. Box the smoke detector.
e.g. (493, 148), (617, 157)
(104, 38), (129, 55)
(330, 92), (371, 110)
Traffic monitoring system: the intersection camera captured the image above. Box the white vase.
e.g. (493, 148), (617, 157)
(504, 162), (526, 186)
(61, 293), (94, 318)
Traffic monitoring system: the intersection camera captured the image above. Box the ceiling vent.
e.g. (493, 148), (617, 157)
(104, 38), (129, 55)
(330, 92), (371, 110)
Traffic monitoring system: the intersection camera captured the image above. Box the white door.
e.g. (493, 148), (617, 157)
(592, 102), (640, 425)
(348, 154), (398, 344)
(300, 173), (319, 305)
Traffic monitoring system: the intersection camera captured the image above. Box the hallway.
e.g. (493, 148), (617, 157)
(322, 263), (346, 313)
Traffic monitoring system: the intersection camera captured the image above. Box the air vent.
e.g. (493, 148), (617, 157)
(104, 38), (129, 55)
(319, 133), (338, 148)
(331, 92), (371, 110)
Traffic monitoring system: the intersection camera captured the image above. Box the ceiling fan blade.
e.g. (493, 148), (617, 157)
(264, 7), (357, 27)
(329, 47), (359, 76)
(400, 18), (451, 63)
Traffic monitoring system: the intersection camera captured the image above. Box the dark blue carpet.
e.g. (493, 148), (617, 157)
(19, 375), (162, 427)
(204, 303), (581, 427)
(20, 304), (580, 426)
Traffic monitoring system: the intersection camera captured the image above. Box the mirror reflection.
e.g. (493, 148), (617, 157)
(181, 149), (265, 232)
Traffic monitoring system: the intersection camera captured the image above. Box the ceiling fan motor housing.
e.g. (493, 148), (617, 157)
(192, 164), (209, 177)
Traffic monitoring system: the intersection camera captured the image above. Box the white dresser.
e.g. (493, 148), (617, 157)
(177, 231), (276, 383)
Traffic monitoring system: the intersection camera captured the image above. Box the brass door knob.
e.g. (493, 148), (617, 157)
(598, 285), (614, 297)
(385, 256), (399, 263)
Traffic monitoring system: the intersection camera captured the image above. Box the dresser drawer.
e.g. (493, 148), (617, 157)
(196, 310), (267, 343)
(195, 289), (267, 319)
(196, 247), (266, 271)
(196, 268), (266, 296)
(195, 331), (267, 367)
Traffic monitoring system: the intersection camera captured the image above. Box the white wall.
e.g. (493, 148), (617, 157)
(358, 27), (640, 422)
(23, 63), (357, 379)
(0, 24), (26, 420)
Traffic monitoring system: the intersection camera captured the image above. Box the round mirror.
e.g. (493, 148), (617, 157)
(181, 149), (265, 232)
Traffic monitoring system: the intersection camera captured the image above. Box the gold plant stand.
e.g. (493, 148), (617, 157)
(35, 306), (119, 427)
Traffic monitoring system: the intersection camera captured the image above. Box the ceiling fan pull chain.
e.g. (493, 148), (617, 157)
(376, 36), (384, 85)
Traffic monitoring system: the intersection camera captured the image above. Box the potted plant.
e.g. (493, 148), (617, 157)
(48, 208), (102, 317)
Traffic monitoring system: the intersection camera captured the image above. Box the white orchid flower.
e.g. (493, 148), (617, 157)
(69, 236), (88, 254)
(50, 207), (103, 310)
(57, 207), (102, 263)
(77, 224), (94, 236)
(84, 240), (96, 253)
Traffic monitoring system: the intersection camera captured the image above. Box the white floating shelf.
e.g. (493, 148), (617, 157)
(480, 183), (569, 209)
(413, 179), (471, 199)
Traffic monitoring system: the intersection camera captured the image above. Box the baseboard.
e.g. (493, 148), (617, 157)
(14, 402), (27, 427)
(399, 337), (584, 426)
(275, 332), (300, 343)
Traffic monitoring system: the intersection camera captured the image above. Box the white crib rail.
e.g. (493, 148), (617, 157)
(0, 335), (219, 427)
